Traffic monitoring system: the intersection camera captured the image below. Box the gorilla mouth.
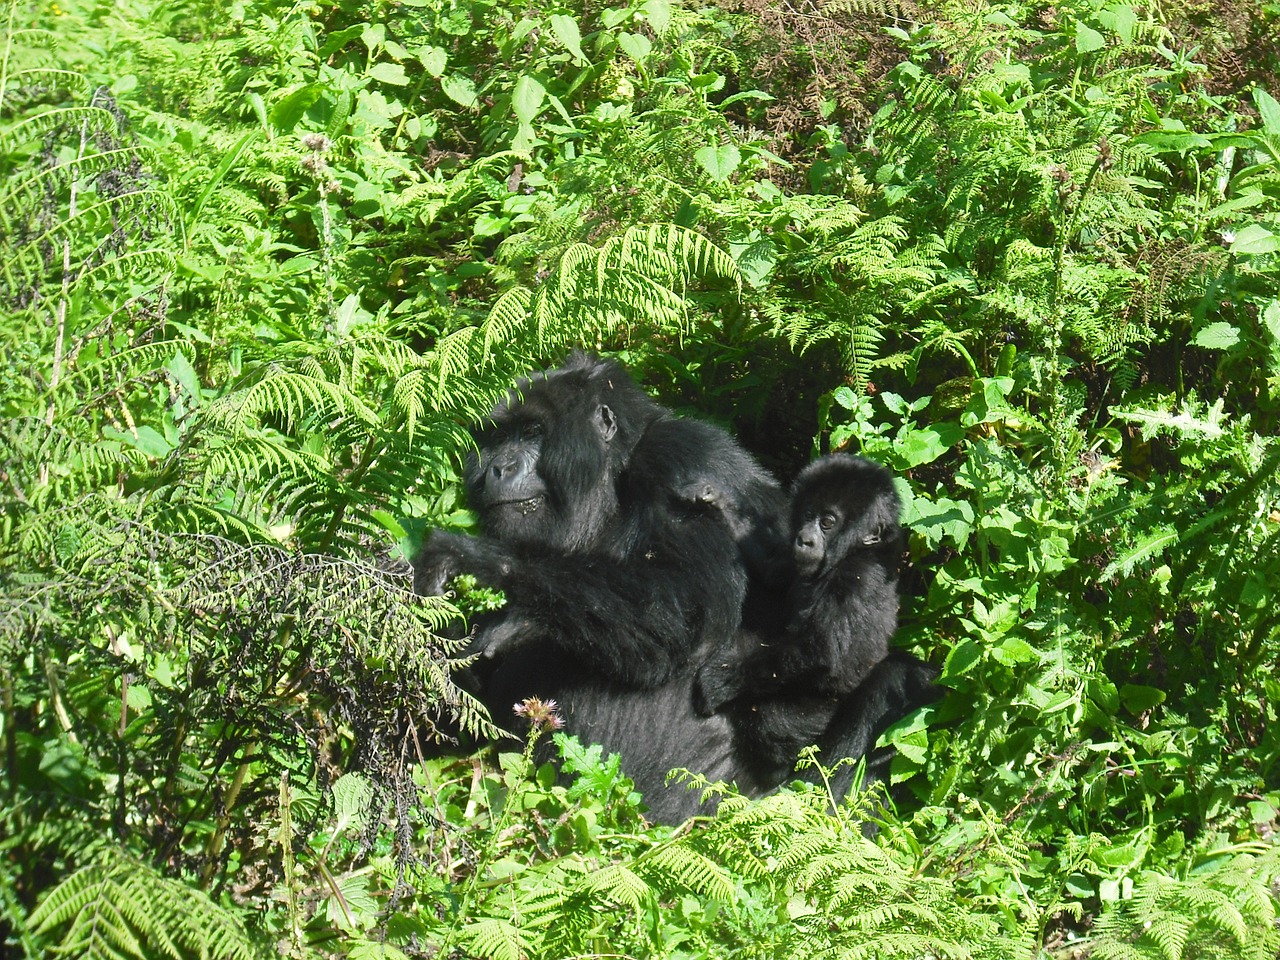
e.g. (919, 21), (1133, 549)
(493, 495), (545, 516)
(794, 557), (822, 579)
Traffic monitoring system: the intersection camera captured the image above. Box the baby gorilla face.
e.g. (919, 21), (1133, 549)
(788, 454), (901, 580)
(792, 505), (840, 578)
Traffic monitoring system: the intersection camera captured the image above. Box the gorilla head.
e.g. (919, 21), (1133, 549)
(791, 453), (903, 580)
(464, 353), (663, 551)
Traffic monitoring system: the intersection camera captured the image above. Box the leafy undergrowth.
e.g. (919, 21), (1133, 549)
(2, 0), (1279, 956)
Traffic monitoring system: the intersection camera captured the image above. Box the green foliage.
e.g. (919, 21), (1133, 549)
(2, 0), (1279, 956)
(27, 851), (264, 960)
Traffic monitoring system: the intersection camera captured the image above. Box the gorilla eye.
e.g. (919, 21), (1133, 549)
(819, 514), (836, 531)
(521, 422), (542, 439)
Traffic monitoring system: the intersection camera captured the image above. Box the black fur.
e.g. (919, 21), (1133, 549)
(414, 353), (784, 820)
(695, 454), (916, 783)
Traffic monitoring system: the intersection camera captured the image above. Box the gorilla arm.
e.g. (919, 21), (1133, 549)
(416, 524), (745, 689)
(695, 554), (898, 714)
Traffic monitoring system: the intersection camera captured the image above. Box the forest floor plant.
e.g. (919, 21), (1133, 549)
(1, 0), (1278, 957)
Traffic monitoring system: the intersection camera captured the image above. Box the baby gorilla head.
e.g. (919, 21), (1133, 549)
(790, 454), (901, 579)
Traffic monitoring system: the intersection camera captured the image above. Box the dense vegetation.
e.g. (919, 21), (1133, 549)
(2, 0), (1278, 956)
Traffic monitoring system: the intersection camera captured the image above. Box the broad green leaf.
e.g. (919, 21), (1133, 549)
(1132, 130), (1212, 152)
(1248, 800), (1279, 823)
(441, 73), (478, 108)
(830, 385), (861, 413)
(333, 773), (373, 833)
(1256, 87), (1280, 134)
(360, 22), (385, 52)
(1230, 223), (1280, 254)
(418, 45), (447, 76)
(166, 350), (201, 401)
(1192, 321), (1241, 350)
(941, 639), (982, 680)
(549, 13), (587, 62)
(439, 8), (471, 35)
(904, 496), (975, 550)
(103, 425), (173, 458)
(895, 423), (963, 468)
(1039, 689), (1079, 716)
(1263, 300), (1280, 340)
(1097, 4), (1137, 42)
(728, 235), (776, 289)
(473, 213), (510, 238)
(1075, 22), (1105, 53)
(993, 636), (1039, 666)
(1119, 684), (1165, 713)
(642, 0), (671, 34)
(512, 74), (546, 125)
(617, 31), (651, 61)
(694, 143), (741, 182)
(368, 62), (408, 85)
(1087, 677), (1119, 713)
(270, 83), (324, 134)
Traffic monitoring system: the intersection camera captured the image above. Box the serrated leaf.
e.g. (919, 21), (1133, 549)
(1192, 321), (1241, 349)
(418, 45), (446, 76)
(895, 423), (963, 468)
(642, 0), (671, 34)
(1256, 87), (1280, 134)
(694, 143), (741, 182)
(1262, 300), (1280, 340)
(1075, 22), (1105, 53)
(549, 13), (587, 62)
(511, 74), (545, 125)
(1097, 4), (1137, 42)
(332, 773), (373, 833)
(941, 639), (982, 680)
(441, 73), (477, 108)
(617, 31), (651, 61)
(1230, 223), (1280, 254)
(368, 62), (408, 85)
(992, 636), (1039, 666)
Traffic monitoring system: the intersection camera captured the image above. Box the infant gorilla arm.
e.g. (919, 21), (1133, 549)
(695, 453), (904, 715)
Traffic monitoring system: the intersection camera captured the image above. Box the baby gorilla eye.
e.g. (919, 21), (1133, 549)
(819, 513), (836, 531)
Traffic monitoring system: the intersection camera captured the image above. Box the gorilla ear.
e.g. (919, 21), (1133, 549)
(595, 404), (618, 442)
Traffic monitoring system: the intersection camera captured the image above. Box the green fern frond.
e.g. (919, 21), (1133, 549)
(28, 852), (264, 960)
(462, 918), (530, 960)
(820, 0), (911, 19)
(639, 843), (735, 902)
(582, 863), (654, 912)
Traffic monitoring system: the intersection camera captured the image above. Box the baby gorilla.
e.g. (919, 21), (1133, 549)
(694, 453), (904, 782)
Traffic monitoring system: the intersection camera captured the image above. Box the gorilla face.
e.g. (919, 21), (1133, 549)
(790, 454), (902, 580)
(463, 354), (659, 551)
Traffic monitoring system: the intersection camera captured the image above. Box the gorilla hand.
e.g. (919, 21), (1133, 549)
(694, 657), (744, 717)
(413, 531), (472, 596)
(414, 531), (515, 597)
(463, 613), (538, 661)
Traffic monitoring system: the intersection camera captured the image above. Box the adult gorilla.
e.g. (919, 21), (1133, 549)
(414, 352), (785, 820)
